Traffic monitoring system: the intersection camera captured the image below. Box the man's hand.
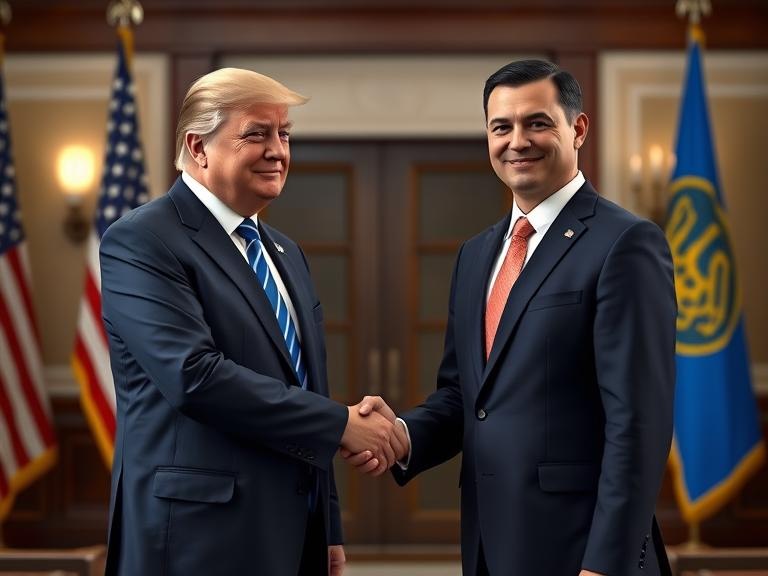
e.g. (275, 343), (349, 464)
(340, 396), (411, 476)
(329, 545), (345, 576)
(357, 395), (396, 421)
(357, 396), (410, 461)
(340, 399), (395, 474)
(580, 571), (606, 576)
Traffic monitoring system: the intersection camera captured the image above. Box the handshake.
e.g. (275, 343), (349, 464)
(339, 396), (410, 476)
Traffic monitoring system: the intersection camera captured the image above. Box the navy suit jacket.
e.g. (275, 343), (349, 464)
(100, 178), (348, 576)
(394, 182), (676, 576)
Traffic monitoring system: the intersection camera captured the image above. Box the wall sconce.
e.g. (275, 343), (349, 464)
(629, 145), (675, 225)
(629, 144), (675, 226)
(57, 145), (95, 243)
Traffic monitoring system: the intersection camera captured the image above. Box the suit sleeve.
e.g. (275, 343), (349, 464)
(581, 220), (676, 574)
(100, 214), (349, 472)
(393, 245), (465, 485)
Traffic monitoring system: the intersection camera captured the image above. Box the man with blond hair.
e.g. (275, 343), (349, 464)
(100, 68), (399, 576)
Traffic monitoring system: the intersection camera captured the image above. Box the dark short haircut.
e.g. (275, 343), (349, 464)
(483, 59), (583, 122)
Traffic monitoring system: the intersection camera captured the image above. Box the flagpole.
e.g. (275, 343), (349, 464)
(675, 0), (713, 552)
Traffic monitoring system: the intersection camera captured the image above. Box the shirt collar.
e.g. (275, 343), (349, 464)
(182, 171), (259, 235)
(505, 171), (585, 239)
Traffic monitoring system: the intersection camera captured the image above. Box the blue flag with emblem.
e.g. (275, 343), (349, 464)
(666, 24), (765, 523)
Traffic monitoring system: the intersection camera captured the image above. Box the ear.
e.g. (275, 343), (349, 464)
(185, 133), (207, 168)
(573, 112), (589, 150)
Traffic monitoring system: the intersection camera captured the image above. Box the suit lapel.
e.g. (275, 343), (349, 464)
(168, 179), (295, 380)
(259, 225), (324, 393)
(468, 214), (511, 386)
(481, 184), (598, 385)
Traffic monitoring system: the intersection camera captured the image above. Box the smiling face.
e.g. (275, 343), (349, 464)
(186, 103), (292, 216)
(486, 78), (588, 212)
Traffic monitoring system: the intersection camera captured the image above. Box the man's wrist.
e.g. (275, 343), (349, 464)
(395, 417), (412, 470)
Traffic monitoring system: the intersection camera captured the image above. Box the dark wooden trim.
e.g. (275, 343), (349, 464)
(6, 3), (767, 53)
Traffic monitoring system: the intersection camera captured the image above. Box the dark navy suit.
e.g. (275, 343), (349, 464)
(100, 178), (348, 575)
(394, 182), (675, 575)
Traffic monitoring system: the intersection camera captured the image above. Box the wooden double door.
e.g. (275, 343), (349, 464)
(265, 141), (510, 548)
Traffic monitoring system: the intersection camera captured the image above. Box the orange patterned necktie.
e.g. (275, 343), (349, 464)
(485, 217), (536, 359)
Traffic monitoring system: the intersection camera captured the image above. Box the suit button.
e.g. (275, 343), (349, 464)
(477, 409), (487, 420)
(639, 551), (646, 559)
(638, 560), (645, 569)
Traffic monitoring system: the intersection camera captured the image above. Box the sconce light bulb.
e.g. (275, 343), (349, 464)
(57, 145), (96, 197)
(649, 145), (664, 174)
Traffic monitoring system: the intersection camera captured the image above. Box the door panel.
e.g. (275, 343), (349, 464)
(382, 143), (510, 544)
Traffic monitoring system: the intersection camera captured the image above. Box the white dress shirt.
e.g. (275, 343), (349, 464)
(182, 171), (302, 341)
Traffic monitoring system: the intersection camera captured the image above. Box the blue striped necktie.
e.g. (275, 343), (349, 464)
(236, 219), (307, 389)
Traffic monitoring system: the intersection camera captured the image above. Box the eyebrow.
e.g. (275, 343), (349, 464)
(488, 112), (554, 126)
(240, 121), (294, 132)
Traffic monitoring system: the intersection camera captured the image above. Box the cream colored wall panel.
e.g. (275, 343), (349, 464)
(4, 54), (169, 369)
(600, 51), (768, 368)
(222, 55), (541, 137)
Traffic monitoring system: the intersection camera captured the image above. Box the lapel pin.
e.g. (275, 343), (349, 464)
(564, 229), (574, 238)
(274, 242), (285, 253)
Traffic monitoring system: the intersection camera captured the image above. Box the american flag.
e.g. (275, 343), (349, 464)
(72, 29), (148, 467)
(0, 53), (57, 521)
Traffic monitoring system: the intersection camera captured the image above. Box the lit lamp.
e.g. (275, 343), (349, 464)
(628, 145), (675, 225)
(57, 145), (95, 243)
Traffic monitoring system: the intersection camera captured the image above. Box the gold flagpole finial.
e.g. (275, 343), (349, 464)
(676, 0), (712, 25)
(106, 0), (144, 29)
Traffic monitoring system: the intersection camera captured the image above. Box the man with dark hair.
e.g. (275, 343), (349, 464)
(349, 59), (676, 575)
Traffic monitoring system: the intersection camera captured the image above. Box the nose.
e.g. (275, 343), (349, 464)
(264, 133), (287, 161)
(508, 127), (531, 152)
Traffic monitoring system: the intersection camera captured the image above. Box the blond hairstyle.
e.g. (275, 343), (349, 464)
(174, 67), (308, 170)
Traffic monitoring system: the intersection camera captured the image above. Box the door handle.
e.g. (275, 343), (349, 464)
(368, 348), (382, 396)
(386, 348), (401, 403)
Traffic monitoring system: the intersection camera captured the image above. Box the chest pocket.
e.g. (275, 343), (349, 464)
(529, 290), (582, 311)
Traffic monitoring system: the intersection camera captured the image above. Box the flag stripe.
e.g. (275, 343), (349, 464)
(0, 322), (44, 460)
(0, 255), (51, 424)
(84, 268), (109, 348)
(0, 370), (27, 469)
(7, 246), (41, 344)
(75, 334), (116, 440)
(0, 270), (53, 448)
(79, 289), (115, 410)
